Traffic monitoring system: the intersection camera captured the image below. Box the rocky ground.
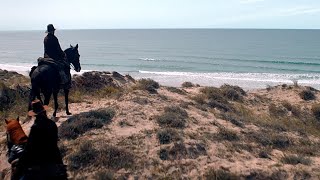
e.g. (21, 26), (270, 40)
(0, 70), (320, 179)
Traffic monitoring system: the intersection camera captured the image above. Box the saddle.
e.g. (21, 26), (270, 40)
(37, 57), (71, 87)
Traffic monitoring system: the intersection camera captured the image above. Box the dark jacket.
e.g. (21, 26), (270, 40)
(18, 115), (66, 179)
(44, 33), (65, 61)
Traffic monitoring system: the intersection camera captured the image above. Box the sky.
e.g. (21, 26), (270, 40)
(0, 0), (320, 30)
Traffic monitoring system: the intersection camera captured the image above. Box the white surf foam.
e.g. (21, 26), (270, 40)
(136, 70), (320, 89)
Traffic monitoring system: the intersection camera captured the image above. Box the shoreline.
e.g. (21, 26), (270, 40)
(1, 66), (320, 90)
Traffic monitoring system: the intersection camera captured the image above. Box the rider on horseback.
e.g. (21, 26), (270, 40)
(42, 24), (71, 88)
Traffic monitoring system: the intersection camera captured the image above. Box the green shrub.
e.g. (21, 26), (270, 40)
(59, 108), (115, 139)
(220, 84), (246, 101)
(94, 170), (114, 180)
(204, 169), (239, 180)
(98, 144), (134, 170)
(181, 82), (194, 88)
(281, 155), (312, 165)
(191, 94), (207, 104)
(68, 141), (98, 170)
(157, 128), (181, 144)
(135, 78), (160, 93)
(217, 127), (240, 141)
(156, 106), (188, 128)
(219, 113), (244, 128)
(299, 90), (316, 101)
(281, 101), (301, 117)
(97, 86), (121, 97)
(208, 99), (232, 112)
(200, 87), (224, 101)
(251, 132), (292, 149)
(69, 142), (134, 171)
(166, 87), (186, 95)
(268, 103), (287, 117)
(311, 104), (320, 120)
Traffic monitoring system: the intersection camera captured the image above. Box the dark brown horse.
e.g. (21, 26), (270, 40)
(29, 44), (81, 117)
(5, 117), (28, 180)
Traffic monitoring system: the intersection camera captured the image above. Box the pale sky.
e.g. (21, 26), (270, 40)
(0, 0), (320, 30)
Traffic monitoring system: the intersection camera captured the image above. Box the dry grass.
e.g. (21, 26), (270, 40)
(281, 154), (312, 165)
(159, 142), (206, 160)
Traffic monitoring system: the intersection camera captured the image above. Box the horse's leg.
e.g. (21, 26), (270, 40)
(43, 90), (51, 106)
(64, 88), (72, 115)
(52, 90), (59, 117)
(28, 89), (35, 111)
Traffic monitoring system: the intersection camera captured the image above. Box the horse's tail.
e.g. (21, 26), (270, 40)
(29, 66), (37, 77)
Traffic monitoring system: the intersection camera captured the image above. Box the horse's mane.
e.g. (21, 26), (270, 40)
(6, 119), (28, 145)
(29, 66), (37, 77)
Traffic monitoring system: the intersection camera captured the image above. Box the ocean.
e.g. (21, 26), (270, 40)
(0, 29), (320, 89)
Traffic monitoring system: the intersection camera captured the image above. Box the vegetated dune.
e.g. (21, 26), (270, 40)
(1, 70), (320, 179)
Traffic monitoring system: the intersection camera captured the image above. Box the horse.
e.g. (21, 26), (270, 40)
(5, 117), (28, 180)
(29, 44), (81, 117)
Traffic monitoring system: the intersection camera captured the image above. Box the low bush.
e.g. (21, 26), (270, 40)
(251, 132), (292, 149)
(311, 104), (320, 120)
(220, 84), (246, 101)
(204, 169), (239, 180)
(156, 106), (188, 128)
(181, 82), (194, 88)
(299, 90), (316, 101)
(217, 127), (240, 141)
(159, 142), (206, 160)
(157, 128), (181, 144)
(69, 141), (134, 171)
(98, 144), (135, 170)
(166, 87), (186, 95)
(94, 170), (114, 180)
(191, 94), (207, 105)
(219, 113), (245, 128)
(281, 101), (301, 117)
(59, 108), (115, 139)
(135, 78), (160, 93)
(68, 141), (98, 170)
(208, 99), (232, 112)
(268, 103), (287, 117)
(281, 155), (312, 165)
(200, 87), (224, 101)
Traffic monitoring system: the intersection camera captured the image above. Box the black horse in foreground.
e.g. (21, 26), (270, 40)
(29, 44), (81, 117)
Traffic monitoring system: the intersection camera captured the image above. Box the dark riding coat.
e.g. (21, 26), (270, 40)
(44, 33), (66, 61)
(19, 116), (63, 166)
(18, 115), (67, 180)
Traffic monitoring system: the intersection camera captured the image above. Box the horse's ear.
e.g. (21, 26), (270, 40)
(75, 44), (78, 49)
(17, 116), (19, 122)
(70, 44), (73, 48)
(5, 119), (9, 124)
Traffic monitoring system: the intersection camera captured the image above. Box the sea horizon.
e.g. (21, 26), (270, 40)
(1, 29), (320, 89)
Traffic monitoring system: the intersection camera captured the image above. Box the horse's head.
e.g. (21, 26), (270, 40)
(65, 44), (81, 72)
(5, 117), (28, 145)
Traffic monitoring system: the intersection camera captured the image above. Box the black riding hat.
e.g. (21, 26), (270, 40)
(46, 24), (56, 33)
